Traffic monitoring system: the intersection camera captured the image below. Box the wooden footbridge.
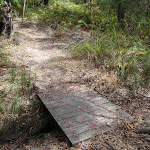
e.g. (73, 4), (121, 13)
(38, 85), (132, 146)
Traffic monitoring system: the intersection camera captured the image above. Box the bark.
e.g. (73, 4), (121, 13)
(4, 1), (13, 37)
(22, 0), (27, 22)
(117, 1), (125, 29)
(0, 21), (5, 34)
(44, 0), (49, 5)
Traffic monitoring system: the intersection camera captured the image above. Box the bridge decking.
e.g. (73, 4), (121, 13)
(37, 85), (132, 146)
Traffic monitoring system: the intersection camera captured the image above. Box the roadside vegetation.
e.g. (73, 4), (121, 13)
(24, 0), (150, 91)
(1, 0), (149, 91)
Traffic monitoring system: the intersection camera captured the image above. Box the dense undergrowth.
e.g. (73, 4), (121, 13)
(73, 33), (150, 89)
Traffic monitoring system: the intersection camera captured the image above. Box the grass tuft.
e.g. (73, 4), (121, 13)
(0, 47), (35, 132)
(72, 32), (150, 89)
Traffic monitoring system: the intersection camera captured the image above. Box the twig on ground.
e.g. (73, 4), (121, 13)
(136, 127), (150, 135)
(11, 132), (47, 150)
(104, 140), (116, 150)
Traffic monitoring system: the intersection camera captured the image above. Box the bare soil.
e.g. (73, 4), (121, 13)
(0, 18), (150, 149)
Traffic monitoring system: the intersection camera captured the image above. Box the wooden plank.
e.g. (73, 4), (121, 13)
(56, 107), (117, 125)
(37, 85), (132, 146)
(59, 115), (112, 130)
(38, 93), (109, 109)
(63, 117), (114, 136)
(38, 94), (119, 120)
(65, 124), (103, 137)
(69, 126), (112, 146)
(60, 117), (97, 130)
(49, 97), (108, 110)
(49, 97), (111, 112)
(51, 105), (101, 118)
(52, 103), (119, 119)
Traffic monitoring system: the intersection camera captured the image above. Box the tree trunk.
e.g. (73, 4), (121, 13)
(22, 0), (27, 22)
(44, 0), (48, 5)
(4, 1), (13, 37)
(117, 1), (125, 29)
(0, 21), (5, 34)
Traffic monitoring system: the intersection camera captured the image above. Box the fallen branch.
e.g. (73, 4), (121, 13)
(104, 140), (116, 150)
(136, 127), (150, 135)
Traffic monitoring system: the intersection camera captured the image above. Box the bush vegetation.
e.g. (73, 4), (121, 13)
(1, 0), (150, 90)
(25, 0), (150, 90)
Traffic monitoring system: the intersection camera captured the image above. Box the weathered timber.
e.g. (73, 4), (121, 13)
(37, 85), (132, 146)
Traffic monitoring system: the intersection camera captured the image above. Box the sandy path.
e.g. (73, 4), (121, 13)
(8, 19), (95, 94)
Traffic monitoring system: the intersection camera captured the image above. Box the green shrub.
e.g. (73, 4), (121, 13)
(24, 0), (149, 90)
(72, 32), (150, 89)
(26, 0), (103, 29)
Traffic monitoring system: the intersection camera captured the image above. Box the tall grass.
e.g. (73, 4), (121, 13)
(72, 32), (150, 89)
(24, 0), (150, 90)
(0, 48), (35, 132)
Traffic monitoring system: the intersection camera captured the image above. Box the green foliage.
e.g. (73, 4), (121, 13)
(72, 32), (150, 89)
(27, 0), (102, 28)
(0, 99), (4, 112)
(1, 0), (148, 90)
(97, 0), (150, 36)
(72, 34), (113, 63)
(26, 0), (150, 37)
(24, 0), (149, 90)
(0, 7), (4, 20)
(8, 89), (20, 114)
(10, 65), (34, 93)
(0, 46), (13, 67)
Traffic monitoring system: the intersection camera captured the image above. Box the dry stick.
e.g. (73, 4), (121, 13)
(22, 0), (27, 22)
(104, 140), (116, 150)
(136, 127), (150, 135)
